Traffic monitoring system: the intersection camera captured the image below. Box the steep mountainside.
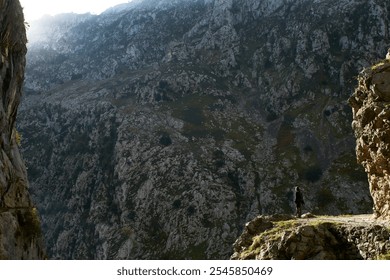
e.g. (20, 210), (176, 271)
(0, 0), (45, 259)
(18, 0), (389, 259)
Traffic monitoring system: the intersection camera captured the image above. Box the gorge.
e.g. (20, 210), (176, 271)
(12, 0), (390, 259)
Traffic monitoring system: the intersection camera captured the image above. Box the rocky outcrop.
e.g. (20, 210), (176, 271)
(349, 56), (390, 219)
(0, 0), (45, 259)
(231, 214), (390, 260)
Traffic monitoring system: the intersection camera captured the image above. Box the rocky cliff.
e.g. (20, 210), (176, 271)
(231, 214), (390, 260)
(349, 54), (390, 220)
(17, 0), (390, 259)
(0, 0), (45, 259)
(231, 35), (390, 261)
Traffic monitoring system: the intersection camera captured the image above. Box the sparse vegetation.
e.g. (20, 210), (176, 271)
(316, 187), (335, 208)
(371, 61), (386, 70)
(242, 219), (297, 257)
(376, 252), (390, 260)
(15, 129), (22, 146)
(17, 208), (42, 240)
(304, 166), (323, 182)
(159, 133), (172, 146)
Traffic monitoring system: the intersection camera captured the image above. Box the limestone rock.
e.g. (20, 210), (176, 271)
(0, 0), (45, 259)
(349, 57), (390, 219)
(231, 215), (390, 260)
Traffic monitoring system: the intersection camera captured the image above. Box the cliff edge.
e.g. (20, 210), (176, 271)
(0, 0), (45, 259)
(231, 214), (390, 260)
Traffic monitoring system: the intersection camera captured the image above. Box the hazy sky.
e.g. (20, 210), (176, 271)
(20, 0), (132, 21)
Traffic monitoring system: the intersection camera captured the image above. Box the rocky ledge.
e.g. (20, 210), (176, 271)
(231, 214), (390, 260)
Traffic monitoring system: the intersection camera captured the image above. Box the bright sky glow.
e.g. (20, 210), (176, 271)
(20, 0), (132, 21)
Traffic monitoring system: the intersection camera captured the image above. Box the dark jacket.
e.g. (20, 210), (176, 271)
(294, 188), (304, 206)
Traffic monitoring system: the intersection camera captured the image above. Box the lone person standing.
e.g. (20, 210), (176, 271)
(294, 186), (305, 218)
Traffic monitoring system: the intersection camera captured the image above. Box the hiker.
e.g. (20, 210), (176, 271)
(294, 186), (305, 218)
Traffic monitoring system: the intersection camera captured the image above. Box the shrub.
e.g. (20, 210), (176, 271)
(172, 200), (181, 209)
(159, 134), (172, 146)
(377, 252), (390, 260)
(316, 188), (335, 208)
(15, 130), (22, 146)
(305, 166), (323, 182)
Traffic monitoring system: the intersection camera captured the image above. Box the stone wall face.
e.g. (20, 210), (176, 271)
(231, 215), (390, 260)
(349, 59), (390, 219)
(0, 0), (45, 259)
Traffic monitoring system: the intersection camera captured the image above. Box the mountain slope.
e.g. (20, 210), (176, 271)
(18, 0), (389, 259)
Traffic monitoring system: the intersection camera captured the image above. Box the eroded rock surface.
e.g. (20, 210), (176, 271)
(0, 0), (45, 259)
(349, 58), (390, 219)
(231, 214), (390, 260)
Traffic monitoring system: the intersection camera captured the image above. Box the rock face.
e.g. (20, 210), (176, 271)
(349, 57), (390, 219)
(17, 0), (390, 259)
(0, 0), (45, 259)
(232, 34), (390, 262)
(231, 214), (390, 260)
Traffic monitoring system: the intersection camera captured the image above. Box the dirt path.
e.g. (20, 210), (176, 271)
(0, 206), (32, 214)
(299, 213), (390, 227)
